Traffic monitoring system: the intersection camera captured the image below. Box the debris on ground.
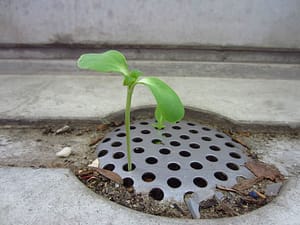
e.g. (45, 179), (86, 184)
(217, 185), (242, 194)
(42, 127), (54, 135)
(248, 190), (259, 199)
(89, 135), (104, 146)
(76, 167), (191, 218)
(200, 195), (218, 209)
(265, 182), (283, 196)
(56, 147), (72, 158)
(55, 125), (72, 135)
(75, 157), (284, 219)
(232, 177), (263, 191)
(245, 160), (285, 182)
(232, 137), (250, 149)
(96, 123), (110, 131)
(111, 120), (124, 127)
(77, 167), (123, 184)
(88, 158), (99, 168)
(252, 190), (266, 199)
(218, 202), (240, 217)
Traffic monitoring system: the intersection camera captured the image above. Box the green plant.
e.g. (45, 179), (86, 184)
(77, 50), (184, 171)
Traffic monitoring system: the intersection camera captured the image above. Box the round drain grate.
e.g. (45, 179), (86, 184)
(96, 120), (254, 202)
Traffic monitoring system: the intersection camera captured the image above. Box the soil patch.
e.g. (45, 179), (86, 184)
(75, 166), (280, 219)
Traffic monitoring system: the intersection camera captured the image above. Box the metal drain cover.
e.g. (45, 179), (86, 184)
(96, 120), (254, 202)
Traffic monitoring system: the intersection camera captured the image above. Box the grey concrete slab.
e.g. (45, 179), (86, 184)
(0, 165), (299, 225)
(0, 75), (299, 126)
(1, 0), (300, 49)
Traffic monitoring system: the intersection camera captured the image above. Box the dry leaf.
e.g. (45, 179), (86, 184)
(96, 123), (109, 131)
(232, 177), (263, 191)
(112, 120), (124, 127)
(94, 168), (123, 184)
(216, 185), (240, 193)
(89, 135), (104, 146)
(232, 137), (249, 149)
(245, 161), (284, 182)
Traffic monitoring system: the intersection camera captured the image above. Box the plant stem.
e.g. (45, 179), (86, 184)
(125, 84), (134, 171)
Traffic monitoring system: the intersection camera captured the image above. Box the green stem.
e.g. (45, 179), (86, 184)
(125, 84), (135, 171)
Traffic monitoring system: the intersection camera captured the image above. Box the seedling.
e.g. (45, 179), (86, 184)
(77, 50), (184, 171)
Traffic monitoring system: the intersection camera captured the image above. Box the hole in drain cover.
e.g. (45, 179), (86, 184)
(193, 177), (208, 188)
(168, 163), (181, 171)
(149, 188), (164, 201)
(142, 172), (156, 182)
(145, 157), (158, 164)
(123, 177), (134, 187)
(214, 171), (228, 181)
(123, 163), (136, 171)
(167, 177), (182, 188)
(103, 164), (115, 171)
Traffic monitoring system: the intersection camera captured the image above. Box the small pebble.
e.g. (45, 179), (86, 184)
(127, 187), (134, 193)
(56, 147), (72, 158)
(88, 158), (99, 168)
(55, 125), (71, 135)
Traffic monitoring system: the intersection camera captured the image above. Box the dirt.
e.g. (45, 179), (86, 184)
(0, 122), (112, 169)
(75, 166), (280, 219)
(0, 119), (296, 219)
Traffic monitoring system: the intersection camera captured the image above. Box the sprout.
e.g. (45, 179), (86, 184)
(78, 50), (184, 171)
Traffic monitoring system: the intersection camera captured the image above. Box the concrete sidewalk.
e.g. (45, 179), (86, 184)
(0, 68), (299, 225)
(0, 167), (299, 225)
(0, 74), (299, 125)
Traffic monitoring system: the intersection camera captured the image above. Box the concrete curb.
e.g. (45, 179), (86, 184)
(0, 75), (299, 126)
(0, 167), (299, 225)
(0, 59), (300, 79)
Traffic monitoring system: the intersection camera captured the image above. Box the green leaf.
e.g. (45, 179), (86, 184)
(137, 77), (184, 128)
(77, 50), (130, 76)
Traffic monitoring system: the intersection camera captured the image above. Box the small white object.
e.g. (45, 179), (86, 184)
(88, 158), (99, 168)
(55, 125), (71, 134)
(56, 147), (72, 158)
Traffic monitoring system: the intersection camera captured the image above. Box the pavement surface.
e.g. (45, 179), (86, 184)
(0, 59), (299, 225)
(0, 74), (299, 125)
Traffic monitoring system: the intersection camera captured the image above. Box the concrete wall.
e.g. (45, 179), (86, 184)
(0, 0), (300, 49)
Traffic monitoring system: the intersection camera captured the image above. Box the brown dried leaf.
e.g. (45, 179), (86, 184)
(112, 120), (124, 127)
(96, 123), (110, 131)
(94, 168), (123, 184)
(232, 177), (263, 191)
(245, 161), (285, 182)
(89, 135), (104, 146)
(232, 137), (249, 149)
(216, 185), (240, 193)
(236, 131), (251, 137)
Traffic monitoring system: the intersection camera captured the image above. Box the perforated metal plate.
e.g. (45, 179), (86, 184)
(96, 120), (254, 202)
